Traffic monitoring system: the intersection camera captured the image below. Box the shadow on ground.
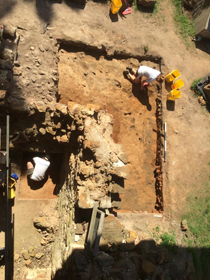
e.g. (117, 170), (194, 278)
(51, 237), (210, 280)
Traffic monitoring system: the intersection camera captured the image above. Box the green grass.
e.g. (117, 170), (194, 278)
(160, 232), (176, 247)
(160, 232), (177, 253)
(182, 174), (210, 277)
(191, 78), (203, 96)
(172, 0), (195, 41)
(153, 0), (159, 14)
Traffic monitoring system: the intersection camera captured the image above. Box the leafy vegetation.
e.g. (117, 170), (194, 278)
(172, 0), (195, 40)
(160, 232), (176, 247)
(153, 0), (159, 14)
(191, 78), (203, 95)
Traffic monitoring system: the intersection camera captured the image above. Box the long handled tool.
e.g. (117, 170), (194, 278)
(164, 122), (166, 162)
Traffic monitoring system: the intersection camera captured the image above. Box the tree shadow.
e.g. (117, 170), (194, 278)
(35, 0), (53, 23)
(51, 231), (206, 280)
(0, 1), (17, 20)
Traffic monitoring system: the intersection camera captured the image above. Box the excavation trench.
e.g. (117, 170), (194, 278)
(0, 23), (164, 280)
(56, 41), (164, 212)
(3, 40), (164, 212)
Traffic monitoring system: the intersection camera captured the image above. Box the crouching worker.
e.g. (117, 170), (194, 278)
(27, 154), (50, 181)
(124, 65), (164, 90)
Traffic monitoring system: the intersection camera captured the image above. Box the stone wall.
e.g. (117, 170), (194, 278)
(11, 101), (128, 210)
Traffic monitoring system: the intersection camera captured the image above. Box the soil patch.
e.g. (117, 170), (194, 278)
(58, 48), (160, 212)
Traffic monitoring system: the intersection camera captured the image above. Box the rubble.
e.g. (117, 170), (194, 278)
(11, 101), (128, 210)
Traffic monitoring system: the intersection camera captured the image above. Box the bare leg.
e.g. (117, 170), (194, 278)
(126, 66), (136, 75)
(27, 161), (33, 170)
(127, 73), (141, 84)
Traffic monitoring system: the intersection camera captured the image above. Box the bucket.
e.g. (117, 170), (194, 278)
(8, 177), (16, 199)
(165, 69), (180, 83)
(8, 187), (15, 199)
(167, 89), (181, 101)
(110, 0), (122, 14)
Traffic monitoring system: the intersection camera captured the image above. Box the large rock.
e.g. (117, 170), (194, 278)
(96, 251), (114, 267)
(138, 0), (157, 7)
(0, 90), (6, 101)
(141, 259), (158, 275)
(33, 217), (51, 232)
(3, 24), (16, 39)
(74, 251), (88, 272)
(0, 59), (13, 70)
(102, 216), (124, 244)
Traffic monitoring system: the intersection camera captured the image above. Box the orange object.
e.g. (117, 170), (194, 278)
(110, 0), (122, 14)
(171, 79), (184, 90)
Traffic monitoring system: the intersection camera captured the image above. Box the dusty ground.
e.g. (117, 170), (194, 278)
(0, 0), (210, 279)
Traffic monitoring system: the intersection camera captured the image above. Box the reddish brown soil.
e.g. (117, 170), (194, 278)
(58, 50), (158, 212)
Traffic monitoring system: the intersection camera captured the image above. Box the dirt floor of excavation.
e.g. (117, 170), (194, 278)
(58, 50), (160, 212)
(18, 152), (63, 200)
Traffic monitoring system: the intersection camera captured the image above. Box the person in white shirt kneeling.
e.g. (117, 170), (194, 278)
(27, 154), (50, 181)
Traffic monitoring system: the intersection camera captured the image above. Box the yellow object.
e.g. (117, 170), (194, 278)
(8, 177), (16, 199)
(110, 0), (122, 14)
(165, 69), (180, 83)
(167, 89), (181, 101)
(171, 79), (184, 90)
(8, 187), (15, 199)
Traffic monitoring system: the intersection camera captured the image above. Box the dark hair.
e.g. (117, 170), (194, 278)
(44, 154), (50, 161)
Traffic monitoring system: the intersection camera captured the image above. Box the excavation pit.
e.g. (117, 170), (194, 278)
(18, 152), (63, 200)
(57, 45), (163, 212)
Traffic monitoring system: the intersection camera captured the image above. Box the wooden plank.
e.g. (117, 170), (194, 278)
(195, 7), (210, 37)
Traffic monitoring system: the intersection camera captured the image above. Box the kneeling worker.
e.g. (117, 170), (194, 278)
(27, 154), (50, 181)
(125, 65), (164, 89)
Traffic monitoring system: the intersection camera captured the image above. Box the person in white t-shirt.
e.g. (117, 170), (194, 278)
(124, 65), (164, 89)
(27, 154), (50, 181)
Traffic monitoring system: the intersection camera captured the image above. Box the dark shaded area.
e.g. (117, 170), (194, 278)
(194, 38), (210, 55)
(132, 83), (152, 111)
(164, 81), (176, 111)
(35, 0), (53, 23)
(0, 176), (15, 280)
(0, 1), (17, 20)
(51, 236), (208, 280)
(82, 148), (96, 162)
(109, 9), (119, 22)
(75, 207), (92, 223)
(165, 80), (173, 92)
(166, 100), (175, 111)
(58, 38), (162, 64)
(135, 3), (156, 13)
(58, 43), (106, 61)
(111, 174), (124, 188)
(63, 0), (86, 10)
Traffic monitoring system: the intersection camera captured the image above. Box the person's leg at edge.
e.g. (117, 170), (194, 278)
(27, 161), (34, 177)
